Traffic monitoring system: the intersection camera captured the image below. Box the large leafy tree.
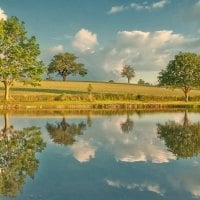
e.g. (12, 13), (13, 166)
(158, 52), (200, 102)
(0, 113), (46, 197)
(121, 65), (135, 83)
(47, 52), (87, 81)
(157, 111), (200, 159)
(0, 16), (45, 100)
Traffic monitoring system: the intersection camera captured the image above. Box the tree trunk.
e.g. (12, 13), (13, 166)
(128, 78), (130, 84)
(3, 81), (10, 101)
(4, 113), (9, 131)
(184, 92), (189, 102)
(2, 113), (9, 137)
(183, 110), (189, 127)
(183, 86), (190, 102)
(63, 75), (67, 81)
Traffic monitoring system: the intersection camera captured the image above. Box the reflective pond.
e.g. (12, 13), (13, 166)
(1, 110), (200, 200)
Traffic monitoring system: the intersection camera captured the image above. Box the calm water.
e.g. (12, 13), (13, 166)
(1, 111), (200, 200)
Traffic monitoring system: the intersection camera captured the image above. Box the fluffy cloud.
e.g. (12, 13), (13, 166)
(108, 1), (169, 14)
(72, 29), (98, 52)
(0, 8), (7, 20)
(50, 44), (64, 54)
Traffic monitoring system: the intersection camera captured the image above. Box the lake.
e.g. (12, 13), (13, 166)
(1, 110), (200, 200)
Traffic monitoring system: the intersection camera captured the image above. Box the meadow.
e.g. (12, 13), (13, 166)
(1, 81), (200, 109)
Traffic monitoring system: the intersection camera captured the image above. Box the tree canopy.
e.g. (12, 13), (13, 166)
(47, 52), (87, 81)
(0, 16), (45, 100)
(158, 52), (200, 102)
(121, 65), (135, 83)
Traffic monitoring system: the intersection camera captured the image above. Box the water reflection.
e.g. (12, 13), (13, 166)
(0, 113), (46, 197)
(1, 111), (200, 199)
(120, 114), (134, 134)
(157, 111), (200, 159)
(46, 117), (87, 145)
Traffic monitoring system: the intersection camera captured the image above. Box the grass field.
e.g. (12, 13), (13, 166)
(0, 80), (200, 97)
(0, 80), (200, 106)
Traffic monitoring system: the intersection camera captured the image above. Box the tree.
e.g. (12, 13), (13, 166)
(46, 118), (87, 145)
(47, 52), (87, 81)
(0, 17), (45, 100)
(137, 79), (145, 85)
(0, 113), (46, 197)
(158, 52), (200, 102)
(121, 65), (135, 83)
(157, 111), (200, 159)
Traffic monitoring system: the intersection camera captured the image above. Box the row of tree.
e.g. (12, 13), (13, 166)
(1, 16), (200, 101)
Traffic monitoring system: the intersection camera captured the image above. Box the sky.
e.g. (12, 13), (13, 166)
(1, 0), (200, 83)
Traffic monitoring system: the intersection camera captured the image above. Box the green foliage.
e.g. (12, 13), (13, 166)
(48, 52), (87, 81)
(46, 118), (87, 145)
(0, 16), (45, 100)
(158, 52), (200, 102)
(121, 65), (135, 83)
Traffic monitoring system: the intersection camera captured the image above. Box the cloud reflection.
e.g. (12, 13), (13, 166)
(71, 139), (96, 163)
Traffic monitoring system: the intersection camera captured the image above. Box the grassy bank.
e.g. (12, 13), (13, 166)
(1, 100), (200, 110)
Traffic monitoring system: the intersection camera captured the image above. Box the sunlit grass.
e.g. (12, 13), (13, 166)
(0, 80), (200, 97)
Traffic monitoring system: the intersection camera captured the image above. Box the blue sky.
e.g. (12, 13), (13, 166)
(1, 0), (200, 83)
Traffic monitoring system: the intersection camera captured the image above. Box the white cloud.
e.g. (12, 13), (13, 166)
(100, 30), (186, 74)
(72, 29), (98, 52)
(108, 6), (126, 14)
(108, 1), (169, 14)
(0, 8), (7, 20)
(50, 44), (64, 54)
(71, 139), (95, 163)
(130, 3), (151, 10)
(152, 0), (168, 9)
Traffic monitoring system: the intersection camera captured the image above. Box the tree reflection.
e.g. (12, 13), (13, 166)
(0, 113), (46, 197)
(46, 118), (87, 145)
(157, 111), (200, 159)
(120, 115), (134, 134)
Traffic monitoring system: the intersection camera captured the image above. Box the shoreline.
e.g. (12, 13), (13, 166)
(1, 101), (200, 110)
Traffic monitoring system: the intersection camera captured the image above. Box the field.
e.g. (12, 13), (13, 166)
(0, 80), (199, 97)
(1, 80), (200, 104)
